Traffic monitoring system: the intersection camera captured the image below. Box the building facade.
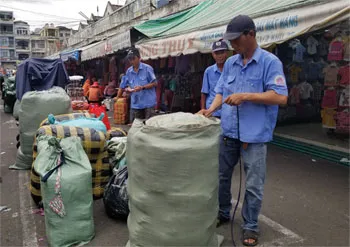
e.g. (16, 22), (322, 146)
(40, 23), (60, 56)
(67, 0), (203, 49)
(14, 20), (31, 61)
(30, 34), (46, 58)
(57, 26), (72, 51)
(0, 11), (16, 70)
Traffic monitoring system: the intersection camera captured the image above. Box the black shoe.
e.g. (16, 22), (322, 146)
(216, 216), (230, 227)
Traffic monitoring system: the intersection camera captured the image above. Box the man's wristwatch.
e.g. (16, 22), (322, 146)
(142, 86), (146, 90)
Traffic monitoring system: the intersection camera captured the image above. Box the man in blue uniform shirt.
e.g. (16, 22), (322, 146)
(199, 15), (288, 246)
(201, 40), (229, 118)
(117, 48), (157, 121)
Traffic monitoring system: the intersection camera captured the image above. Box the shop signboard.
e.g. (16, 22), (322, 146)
(137, 0), (349, 60)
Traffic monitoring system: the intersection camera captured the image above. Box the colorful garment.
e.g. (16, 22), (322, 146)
(289, 65), (302, 83)
(321, 108), (337, 129)
(293, 43), (306, 63)
(328, 40), (344, 61)
(306, 36), (318, 55)
(323, 65), (339, 86)
(338, 65), (350, 85)
(322, 89), (338, 108)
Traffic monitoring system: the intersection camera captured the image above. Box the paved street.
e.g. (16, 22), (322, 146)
(1, 107), (349, 247)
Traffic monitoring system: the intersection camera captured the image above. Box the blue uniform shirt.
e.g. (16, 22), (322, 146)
(121, 62), (157, 109)
(215, 47), (288, 143)
(201, 64), (222, 117)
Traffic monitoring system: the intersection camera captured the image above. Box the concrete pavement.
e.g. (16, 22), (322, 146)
(1, 106), (349, 246)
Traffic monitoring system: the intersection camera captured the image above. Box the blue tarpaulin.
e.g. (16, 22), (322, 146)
(16, 58), (69, 100)
(60, 50), (80, 62)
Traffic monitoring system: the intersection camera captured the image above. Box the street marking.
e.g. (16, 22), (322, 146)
(232, 199), (304, 246)
(19, 171), (39, 247)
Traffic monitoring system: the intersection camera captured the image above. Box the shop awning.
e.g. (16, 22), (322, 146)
(106, 31), (131, 55)
(133, 0), (214, 38)
(80, 41), (105, 61)
(136, 0), (350, 60)
(80, 31), (132, 61)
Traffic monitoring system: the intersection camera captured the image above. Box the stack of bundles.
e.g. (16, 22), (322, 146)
(67, 76), (86, 111)
(48, 113), (107, 134)
(127, 113), (222, 246)
(11, 87), (71, 170)
(66, 76), (84, 101)
(34, 136), (95, 246)
(2, 76), (16, 113)
(114, 97), (128, 124)
(30, 112), (127, 205)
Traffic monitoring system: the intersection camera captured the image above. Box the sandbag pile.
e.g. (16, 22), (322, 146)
(34, 136), (94, 247)
(127, 112), (221, 246)
(11, 87), (71, 170)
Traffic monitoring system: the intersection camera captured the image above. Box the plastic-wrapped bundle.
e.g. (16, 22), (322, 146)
(127, 112), (221, 246)
(30, 113), (127, 205)
(3, 76), (16, 113)
(34, 136), (94, 247)
(104, 165), (129, 219)
(11, 87), (71, 170)
(30, 124), (109, 205)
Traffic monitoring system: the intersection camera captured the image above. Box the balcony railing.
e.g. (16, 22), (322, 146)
(0, 17), (14, 21)
(31, 47), (46, 52)
(0, 56), (17, 61)
(0, 30), (14, 35)
(0, 42), (15, 48)
(16, 46), (30, 51)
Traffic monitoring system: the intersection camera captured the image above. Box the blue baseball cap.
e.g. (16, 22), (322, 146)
(223, 15), (256, 41)
(126, 48), (140, 59)
(212, 40), (229, 52)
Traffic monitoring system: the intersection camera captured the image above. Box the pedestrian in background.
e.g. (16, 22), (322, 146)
(199, 15), (288, 246)
(117, 48), (157, 121)
(201, 40), (229, 119)
(83, 75), (94, 97)
(87, 81), (103, 104)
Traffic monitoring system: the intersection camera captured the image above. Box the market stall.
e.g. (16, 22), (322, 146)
(132, 0), (349, 151)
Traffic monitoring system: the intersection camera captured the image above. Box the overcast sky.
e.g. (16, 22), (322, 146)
(0, 0), (126, 30)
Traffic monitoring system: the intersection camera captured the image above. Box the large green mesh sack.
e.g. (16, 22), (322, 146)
(34, 136), (94, 247)
(13, 99), (21, 119)
(11, 87), (71, 170)
(127, 112), (221, 246)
